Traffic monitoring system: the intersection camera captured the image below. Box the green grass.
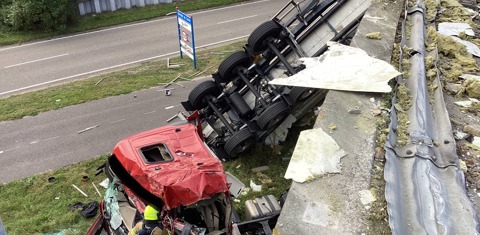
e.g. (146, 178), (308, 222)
(0, 0), (249, 46)
(0, 40), (246, 122)
(0, 155), (108, 235)
(0, 121), (312, 234)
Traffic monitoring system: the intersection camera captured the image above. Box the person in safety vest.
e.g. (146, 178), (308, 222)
(128, 205), (165, 235)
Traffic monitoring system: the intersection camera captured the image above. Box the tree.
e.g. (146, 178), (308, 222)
(2, 0), (76, 31)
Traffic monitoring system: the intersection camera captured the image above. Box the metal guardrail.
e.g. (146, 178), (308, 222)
(384, 0), (480, 234)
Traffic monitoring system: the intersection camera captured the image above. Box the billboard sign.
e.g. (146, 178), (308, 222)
(176, 9), (197, 69)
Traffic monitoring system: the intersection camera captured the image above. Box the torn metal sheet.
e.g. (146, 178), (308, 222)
(451, 36), (480, 57)
(284, 128), (347, 183)
(269, 42), (400, 93)
(438, 22), (475, 36)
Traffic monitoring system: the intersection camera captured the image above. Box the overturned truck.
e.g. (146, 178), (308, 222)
(87, 0), (369, 234)
(182, 0), (369, 160)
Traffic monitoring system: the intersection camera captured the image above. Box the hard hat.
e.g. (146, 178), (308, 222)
(144, 205), (159, 221)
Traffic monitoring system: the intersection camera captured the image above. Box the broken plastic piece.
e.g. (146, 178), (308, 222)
(250, 180), (262, 192)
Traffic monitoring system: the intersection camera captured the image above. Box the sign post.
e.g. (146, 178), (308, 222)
(176, 9), (197, 69)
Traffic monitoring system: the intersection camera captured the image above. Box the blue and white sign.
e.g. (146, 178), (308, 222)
(176, 9), (197, 69)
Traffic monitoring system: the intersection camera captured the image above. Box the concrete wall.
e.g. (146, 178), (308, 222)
(78, 0), (172, 15)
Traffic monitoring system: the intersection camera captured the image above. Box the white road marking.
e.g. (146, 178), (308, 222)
(0, 0), (269, 52)
(110, 119), (126, 124)
(165, 106), (175, 110)
(4, 53), (69, 68)
(144, 111), (156, 115)
(217, 15), (258, 25)
(30, 140), (39, 144)
(0, 35), (248, 97)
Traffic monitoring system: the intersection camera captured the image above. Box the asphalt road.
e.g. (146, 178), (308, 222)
(0, 0), (287, 97)
(0, 0), (289, 184)
(0, 78), (206, 184)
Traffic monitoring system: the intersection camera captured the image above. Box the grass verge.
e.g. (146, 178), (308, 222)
(0, 40), (245, 122)
(0, 155), (108, 235)
(0, 120), (314, 234)
(0, 0), (249, 46)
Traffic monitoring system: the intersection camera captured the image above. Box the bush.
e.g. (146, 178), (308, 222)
(2, 0), (76, 31)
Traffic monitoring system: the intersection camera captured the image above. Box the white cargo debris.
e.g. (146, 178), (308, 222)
(438, 22), (475, 37)
(473, 137), (480, 149)
(358, 190), (376, 205)
(284, 128), (347, 183)
(460, 74), (480, 81)
(454, 98), (480, 107)
(250, 180), (262, 192)
(269, 42), (400, 93)
(450, 36), (480, 57)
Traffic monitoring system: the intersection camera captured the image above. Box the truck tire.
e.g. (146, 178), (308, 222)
(188, 80), (221, 110)
(224, 128), (256, 158)
(217, 51), (251, 83)
(248, 20), (282, 54)
(290, 87), (315, 103)
(257, 101), (290, 130)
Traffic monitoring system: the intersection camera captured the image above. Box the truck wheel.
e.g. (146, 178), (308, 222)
(217, 51), (251, 83)
(257, 101), (290, 130)
(188, 80), (221, 110)
(290, 87), (315, 103)
(248, 20), (282, 54)
(224, 128), (256, 158)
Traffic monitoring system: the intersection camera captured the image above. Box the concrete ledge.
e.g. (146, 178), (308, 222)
(276, 0), (403, 233)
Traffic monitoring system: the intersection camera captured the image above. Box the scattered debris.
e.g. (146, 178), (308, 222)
(348, 108), (361, 114)
(54, 196), (60, 200)
(473, 137), (480, 149)
(164, 75), (182, 88)
(438, 22), (475, 36)
(94, 77), (105, 86)
(48, 176), (56, 183)
(99, 178), (109, 189)
(366, 32), (382, 40)
(454, 130), (470, 140)
(328, 123), (337, 133)
(269, 42), (400, 93)
(166, 112), (187, 122)
(444, 82), (463, 94)
(226, 172), (245, 198)
(92, 182), (102, 196)
(463, 79), (480, 98)
(77, 125), (99, 134)
(450, 36), (480, 57)
(370, 97), (376, 103)
(250, 180), (262, 192)
(371, 109), (382, 116)
(460, 74), (480, 80)
(284, 128), (347, 183)
(80, 201), (99, 218)
(454, 98), (479, 108)
(464, 125), (480, 137)
(459, 160), (468, 173)
(72, 184), (88, 197)
(358, 189), (376, 205)
(251, 166), (270, 173)
(167, 58), (183, 68)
